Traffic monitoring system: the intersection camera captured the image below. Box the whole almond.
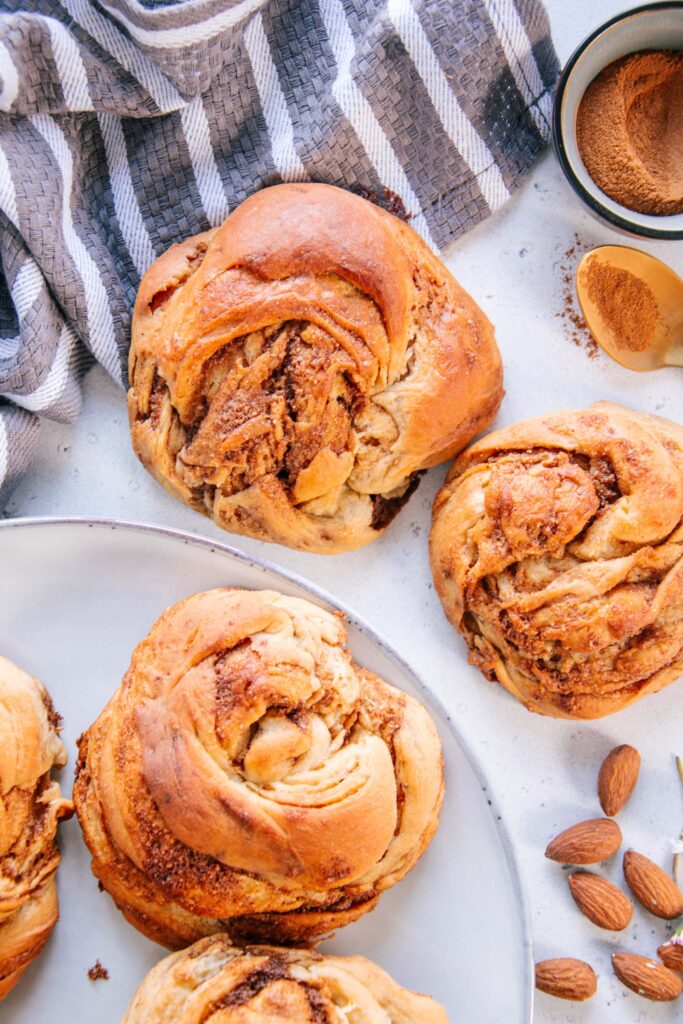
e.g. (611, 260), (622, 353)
(598, 744), (641, 816)
(623, 850), (683, 919)
(568, 871), (633, 930)
(535, 958), (597, 1001)
(658, 939), (683, 974)
(545, 818), (622, 865)
(612, 952), (682, 1001)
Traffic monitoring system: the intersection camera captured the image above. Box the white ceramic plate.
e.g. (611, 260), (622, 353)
(0, 519), (532, 1023)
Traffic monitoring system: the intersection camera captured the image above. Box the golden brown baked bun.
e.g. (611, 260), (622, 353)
(430, 402), (683, 720)
(74, 588), (443, 948)
(128, 183), (503, 553)
(122, 935), (448, 1023)
(0, 655), (72, 999)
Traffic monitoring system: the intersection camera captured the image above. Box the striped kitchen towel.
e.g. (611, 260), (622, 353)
(0, 0), (558, 504)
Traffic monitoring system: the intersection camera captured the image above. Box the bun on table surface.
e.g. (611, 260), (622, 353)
(430, 402), (683, 719)
(0, 655), (72, 999)
(74, 588), (443, 947)
(128, 183), (503, 553)
(121, 934), (448, 1023)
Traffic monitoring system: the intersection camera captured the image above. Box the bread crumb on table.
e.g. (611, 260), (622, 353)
(87, 960), (109, 981)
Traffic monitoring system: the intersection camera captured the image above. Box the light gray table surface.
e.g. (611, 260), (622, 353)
(4, 2), (683, 1020)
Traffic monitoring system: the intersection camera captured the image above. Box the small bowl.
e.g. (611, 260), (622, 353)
(552, 2), (683, 240)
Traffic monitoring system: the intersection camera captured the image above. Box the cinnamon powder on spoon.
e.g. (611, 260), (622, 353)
(577, 50), (683, 216)
(584, 260), (659, 352)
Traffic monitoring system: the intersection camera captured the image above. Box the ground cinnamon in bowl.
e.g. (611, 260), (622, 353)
(576, 50), (683, 216)
(584, 261), (660, 352)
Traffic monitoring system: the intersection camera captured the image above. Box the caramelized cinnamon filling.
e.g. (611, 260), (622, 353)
(146, 320), (367, 506)
(457, 447), (682, 695)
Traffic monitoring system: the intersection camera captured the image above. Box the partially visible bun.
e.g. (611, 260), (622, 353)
(129, 183), (503, 552)
(0, 656), (72, 998)
(122, 935), (448, 1023)
(430, 402), (683, 719)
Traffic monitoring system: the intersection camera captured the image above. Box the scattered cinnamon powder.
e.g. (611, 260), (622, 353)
(577, 50), (683, 215)
(555, 235), (598, 359)
(87, 960), (109, 981)
(584, 261), (660, 352)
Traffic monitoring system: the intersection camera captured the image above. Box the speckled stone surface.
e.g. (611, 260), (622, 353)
(4, 4), (683, 1020)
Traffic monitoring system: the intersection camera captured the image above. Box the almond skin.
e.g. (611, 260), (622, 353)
(535, 958), (597, 1001)
(598, 744), (641, 816)
(612, 952), (682, 1001)
(545, 818), (622, 865)
(623, 851), (683, 919)
(568, 871), (633, 930)
(658, 940), (683, 973)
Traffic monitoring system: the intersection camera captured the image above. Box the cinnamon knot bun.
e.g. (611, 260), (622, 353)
(74, 589), (443, 947)
(128, 183), (503, 553)
(122, 935), (447, 1023)
(430, 403), (683, 719)
(0, 655), (72, 999)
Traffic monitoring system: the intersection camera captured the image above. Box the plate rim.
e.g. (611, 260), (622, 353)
(0, 514), (534, 1021)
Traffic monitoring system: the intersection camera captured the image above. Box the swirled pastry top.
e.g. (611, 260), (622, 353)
(0, 655), (72, 999)
(74, 589), (444, 947)
(430, 403), (683, 719)
(128, 183), (503, 553)
(122, 935), (448, 1023)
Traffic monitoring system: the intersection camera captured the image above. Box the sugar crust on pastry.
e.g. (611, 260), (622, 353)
(128, 183), (503, 553)
(0, 655), (72, 999)
(122, 935), (448, 1023)
(74, 588), (444, 947)
(430, 402), (683, 719)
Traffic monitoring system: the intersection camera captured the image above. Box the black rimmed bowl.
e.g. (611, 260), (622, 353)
(552, 2), (683, 241)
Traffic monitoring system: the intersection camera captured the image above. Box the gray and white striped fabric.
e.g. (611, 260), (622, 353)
(0, 0), (558, 503)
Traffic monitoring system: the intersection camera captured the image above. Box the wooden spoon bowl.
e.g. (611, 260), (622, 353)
(576, 245), (683, 370)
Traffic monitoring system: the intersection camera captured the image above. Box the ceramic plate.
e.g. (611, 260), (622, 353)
(0, 519), (532, 1023)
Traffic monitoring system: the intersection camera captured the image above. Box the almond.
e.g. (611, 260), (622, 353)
(612, 952), (682, 1002)
(598, 744), (640, 816)
(568, 871), (633, 930)
(545, 818), (622, 865)
(535, 958), (597, 1001)
(658, 938), (683, 974)
(623, 850), (683, 919)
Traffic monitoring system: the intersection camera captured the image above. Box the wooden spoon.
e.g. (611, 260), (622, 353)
(576, 245), (683, 370)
